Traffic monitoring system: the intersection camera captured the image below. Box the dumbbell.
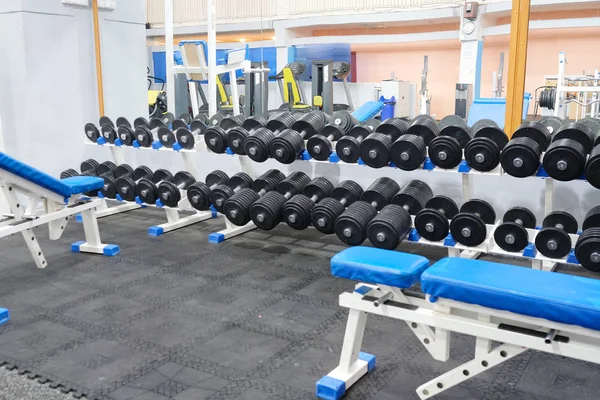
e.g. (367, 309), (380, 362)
(84, 117), (130, 143)
(80, 159), (101, 176)
(186, 170), (230, 211)
(136, 169), (175, 204)
(414, 196), (460, 242)
(204, 115), (247, 153)
(270, 111), (329, 164)
(307, 110), (358, 160)
(282, 177), (334, 230)
(310, 181), (364, 234)
(449, 199), (497, 246)
(114, 166), (154, 201)
(175, 118), (209, 150)
(493, 207), (537, 252)
(157, 171), (197, 207)
(501, 121), (552, 177)
(60, 168), (79, 179)
(335, 119), (381, 163)
(226, 116), (267, 155)
(223, 169), (286, 226)
(428, 115), (473, 169)
(249, 171), (311, 230)
(586, 144), (600, 189)
(391, 180), (433, 215)
(464, 119), (509, 172)
(334, 177), (400, 246)
(243, 112), (298, 162)
(207, 112), (227, 127)
(543, 121), (595, 181)
(406, 114), (439, 144)
(135, 112), (175, 129)
(101, 164), (135, 199)
(359, 118), (409, 168)
(210, 172), (254, 214)
(83, 161), (117, 197)
(389, 116), (437, 171)
(535, 211), (578, 259)
(133, 117), (173, 148)
(158, 113), (193, 148)
(575, 206), (600, 272)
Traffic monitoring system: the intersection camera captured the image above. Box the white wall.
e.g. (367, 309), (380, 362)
(0, 0), (147, 178)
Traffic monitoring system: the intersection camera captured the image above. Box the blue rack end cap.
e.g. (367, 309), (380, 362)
(114, 138), (123, 147)
(443, 233), (457, 247)
(148, 226), (164, 237)
(208, 232), (225, 243)
(0, 308), (9, 326)
(408, 228), (421, 242)
(71, 241), (85, 253)
(536, 165), (549, 177)
(156, 199), (164, 208)
(357, 157), (365, 165)
(301, 150), (312, 161)
(329, 152), (340, 163)
(522, 243), (537, 258)
(132, 140), (141, 148)
(75, 214), (83, 223)
(423, 158), (435, 171)
(96, 137), (107, 145)
(115, 193), (124, 202)
(316, 376), (346, 400)
(359, 352), (376, 372)
(152, 141), (163, 150)
(567, 249), (579, 264)
(135, 196), (144, 205)
(458, 160), (471, 173)
(103, 244), (120, 256)
(173, 142), (183, 151)
(226, 147), (234, 155)
(389, 161), (397, 169)
(97, 191), (105, 199)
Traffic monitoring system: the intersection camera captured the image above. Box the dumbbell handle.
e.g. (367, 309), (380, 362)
(339, 134), (366, 156)
(119, 176), (145, 195)
(139, 178), (169, 197)
(213, 184), (245, 208)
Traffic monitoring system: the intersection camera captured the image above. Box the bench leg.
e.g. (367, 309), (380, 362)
(22, 229), (47, 269)
(71, 207), (120, 256)
(316, 309), (375, 400)
(415, 343), (526, 399)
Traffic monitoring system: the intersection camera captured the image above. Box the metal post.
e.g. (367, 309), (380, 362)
(165, 0), (175, 114)
(207, 0), (217, 117)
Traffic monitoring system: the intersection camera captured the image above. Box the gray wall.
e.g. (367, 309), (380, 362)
(0, 0), (147, 178)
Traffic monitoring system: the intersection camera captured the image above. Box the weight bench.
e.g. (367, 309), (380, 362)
(0, 152), (119, 268)
(317, 247), (600, 399)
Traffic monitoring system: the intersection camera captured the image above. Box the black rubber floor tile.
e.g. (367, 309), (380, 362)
(252, 300), (338, 335)
(231, 266), (307, 292)
(8, 281), (99, 310)
(127, 273), (208, 303)
(62, 295), (153, 327)
(181, 286), (270, 316)
(295, 275), (357, 303)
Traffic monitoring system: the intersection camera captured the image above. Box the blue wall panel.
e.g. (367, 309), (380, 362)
(292, 44), (352, 81)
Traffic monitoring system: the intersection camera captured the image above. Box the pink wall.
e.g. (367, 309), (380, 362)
(354, 28), (600, 118)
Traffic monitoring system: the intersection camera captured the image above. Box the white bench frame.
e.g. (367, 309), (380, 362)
(319, 282), (600, 399)
(0, 169), (118, 268)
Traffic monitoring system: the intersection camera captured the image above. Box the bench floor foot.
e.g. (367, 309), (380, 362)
(71, 241), (120, 256)
(0, 308), (9, 326)
(316, 352), (375, 400)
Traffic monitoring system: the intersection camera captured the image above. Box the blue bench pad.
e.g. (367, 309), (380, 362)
(421, 258), (600, 331)
(331, 247), (429, 289)
(0, 152), (103, 198)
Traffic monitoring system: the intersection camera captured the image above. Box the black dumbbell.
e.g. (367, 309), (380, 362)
(175, 118), (209, 150)
(249, 171), (311, 230)
(223, 169), (286, 226)
(80, 159), (101, 176)
(311, 181), (363, 234)
(133, 117), (174, 148)
(406, 114), (439, 144)
(414, 196), (460, 242)
(60, 168), (79, 179)
(493, 206), (537, 252)
(83, 161), (117, 196)
(226, 116), (267, 155)
(84, 117), (130, 144)
(464, 119), (509, 172)
(270, 111), (329, 164)
(335, 177), (400, 246)
(307, 110), (358, 160)
(282, 177), (334, 230)
(101, 164), (134, 199)
(186, 170), (230, 211)
(359, 118), (409, 168)
(535, 211), (578, 259)
(244, 112), (298, 162)
(335, 119), (381, 163)
(501, 121), (553, 177)
(543, 121), (595, 181)
(136, 169), (175, 204)
(158, 113), (193, 148)
(428, 115), (472, 169)
(391, 180), (433, 215)
(157, 171), (197, 207)
(390, 134), (427, 171)
(207, 112), (227, 127)
(114, 166), (154, 201)
(450, 199), (497, 246)
(135, 112), (175, 129)
(575, 206), (600, 272)
(204, 115), (247, 153)
(585, 144), (600, 188)
(210, 172), (254, 213)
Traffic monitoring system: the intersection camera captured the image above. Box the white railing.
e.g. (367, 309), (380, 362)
(147, 0), (460, 25)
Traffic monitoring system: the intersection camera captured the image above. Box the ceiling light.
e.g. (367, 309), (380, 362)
(240, 38), (246, 42)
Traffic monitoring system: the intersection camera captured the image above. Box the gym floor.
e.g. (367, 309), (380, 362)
(0, 208), (599, 400)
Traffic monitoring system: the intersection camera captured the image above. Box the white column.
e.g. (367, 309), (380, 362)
(207, 0), (217, 117)
(165, 0), (175, 113)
